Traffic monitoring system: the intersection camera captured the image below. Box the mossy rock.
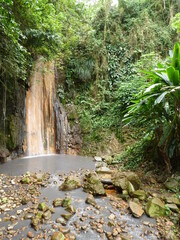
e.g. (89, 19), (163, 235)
(83, 172), (106, 196)
(62, 197), (71, 207)
(38, 202), (48, 212)
(59, 175), (81, 191)
(112, 171), (141, 193)
(165, 178), (179, 192)
(104, 156), (113, 165)
(53, 198), (63, 207)
(21, 177), (30, 184)
(42, 210), (52, 220)
(126, 172), (141, 190)
(166, 203), (179, 213)
(85, 194), (96, 206)
(133, 190), (147, 200)
(51, 232), (65, 240)
(61, 213), (73, 221)
(65, 205), (76, 214)
(165, 196), (180, 207)
(145, 198), (166, 218)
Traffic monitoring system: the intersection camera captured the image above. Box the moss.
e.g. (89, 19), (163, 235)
(0, 132), (6, 146)
(6, 115), (17, 150)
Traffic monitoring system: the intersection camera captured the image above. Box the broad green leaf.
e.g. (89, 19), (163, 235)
(171, 43), (180, 71)
(154, 92), (168, 105)
(144, 83), (162, 94)
(166, 66), (179, 86)
(155, 72), (173, 86)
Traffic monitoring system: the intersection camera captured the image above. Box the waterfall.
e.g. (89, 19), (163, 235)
(24, 57), (69, 156)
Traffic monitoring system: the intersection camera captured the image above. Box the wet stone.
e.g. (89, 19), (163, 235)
(53, 198), (63, 207)
(51, 232), (65, 240)
(65, 233), (76, 240)
(31, 217), (41, 229)
(59, 175), (81, 191)
(59, 226), (70, 234)
(129, 201), (144, 218)
(108, 221), (115, 227)
(27, 231), (34, 238)
(24, 213), (34, 220)
(56, 217), (67, 226)
(94, 156), (102, 162)
(21, 198), (29, 205)
(38, 202), (48, 212)
(62, 197), (72, 207)
(85, 194), (96, 206)
(42, 210), (52, 220)
(65, 205), (76, 214)
(108, 213), (115, 220)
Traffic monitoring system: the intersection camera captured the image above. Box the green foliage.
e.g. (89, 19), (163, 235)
(124, 43), (180, 171)
(60, 0), (179, 156)
(171, 13), (180, 34)
(0, 0), (86, 148)
(114, 133), (152, 170)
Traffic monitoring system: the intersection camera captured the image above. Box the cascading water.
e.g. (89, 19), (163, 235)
(24, 57), (69, 156)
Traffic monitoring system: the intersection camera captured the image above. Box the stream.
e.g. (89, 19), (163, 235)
(0, 155), (158, 240)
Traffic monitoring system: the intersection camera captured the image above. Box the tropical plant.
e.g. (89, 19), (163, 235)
(124, 43), (180, 172)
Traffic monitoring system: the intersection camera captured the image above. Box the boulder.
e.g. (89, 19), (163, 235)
(129, 201), (144, 218)
(112, 172), (128, 190)
(165, 178), (179, 192)
(83, 172), (106, 196)
(0, 146), (10, 163)
(166, 204), (179, 213)
(112, 171), (140, 193)
(145, 198), (166, 218)
(126, 172), (141, 190)
(133, 190), (147, 200)
(59, 175), (81, 191)
(165, 196), (180, 206)
(51, 232), (64, 240)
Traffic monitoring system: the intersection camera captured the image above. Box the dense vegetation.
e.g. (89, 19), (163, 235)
(1, 0), (180, 171)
